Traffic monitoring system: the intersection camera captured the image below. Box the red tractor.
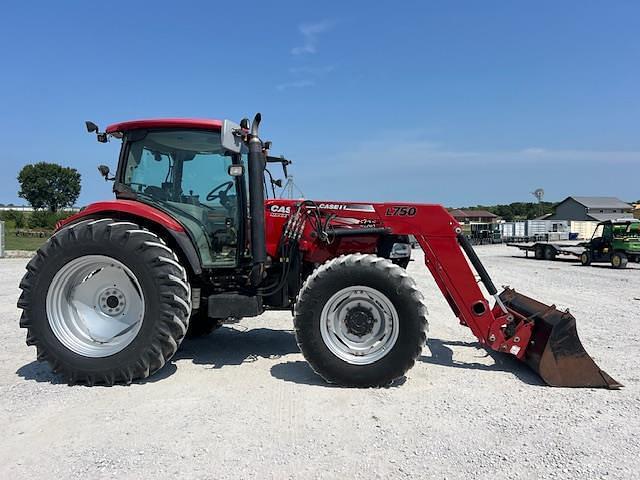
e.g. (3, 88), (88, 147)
(18, 114), (620, 388)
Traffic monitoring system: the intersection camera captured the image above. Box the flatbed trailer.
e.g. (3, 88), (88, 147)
(508, 241), (587, 261)
(510, 219), (640, 268)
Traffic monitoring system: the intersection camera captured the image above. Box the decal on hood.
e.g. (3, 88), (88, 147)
(316, 203), (376, 212)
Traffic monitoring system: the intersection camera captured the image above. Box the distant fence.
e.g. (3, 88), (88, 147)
(0, 206), (81, 212)
(0, 221), (4, 258)
(14, 229), (49, 238)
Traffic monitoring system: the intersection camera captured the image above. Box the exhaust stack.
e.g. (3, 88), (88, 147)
(246, 113), (267, 285)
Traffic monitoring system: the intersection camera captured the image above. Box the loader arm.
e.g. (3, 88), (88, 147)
(367, 203), (620, 389)
(369, 204), (530, 357)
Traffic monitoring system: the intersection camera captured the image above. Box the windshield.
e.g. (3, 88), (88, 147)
(613, 223), (640, 237)
(122, 129), (241, 268)
(592, 224), (604, 240)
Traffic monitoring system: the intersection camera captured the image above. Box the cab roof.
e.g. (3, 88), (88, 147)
(105, 118), (223, 134)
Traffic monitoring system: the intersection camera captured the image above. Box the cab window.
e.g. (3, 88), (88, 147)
(121, 129), (241, 268)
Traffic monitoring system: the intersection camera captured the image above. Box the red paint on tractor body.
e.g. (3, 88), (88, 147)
(56, 200), (186, 232)
(106, 118), (223, 134)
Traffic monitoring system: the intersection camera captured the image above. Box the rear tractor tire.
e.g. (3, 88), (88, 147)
(611, 252), (628, 269)
(580, 251), (592, 266)
(18, 218), (191, 385)
(294, 254), (428, 387)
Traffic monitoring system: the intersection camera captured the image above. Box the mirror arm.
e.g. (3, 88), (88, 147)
(98, 165), (115, 181)
(266, 155), (292, 178)
(264, 168), (282, 198)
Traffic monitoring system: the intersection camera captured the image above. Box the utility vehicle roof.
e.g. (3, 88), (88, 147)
(105, 118), (223, 134)
(599, 219), (640, 225)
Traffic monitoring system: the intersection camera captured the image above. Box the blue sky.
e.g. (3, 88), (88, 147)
(1, 1), (638, 207)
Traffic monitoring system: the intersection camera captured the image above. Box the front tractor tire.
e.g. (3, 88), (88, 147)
(18, 218), (191, 385)
(294, 254), (428, 387)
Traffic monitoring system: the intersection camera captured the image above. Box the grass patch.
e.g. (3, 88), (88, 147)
(4, 229), (50, 251)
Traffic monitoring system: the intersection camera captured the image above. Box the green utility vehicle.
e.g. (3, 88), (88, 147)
(580, 220), (640, 268)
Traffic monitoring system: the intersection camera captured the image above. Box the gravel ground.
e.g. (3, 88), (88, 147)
(0, 245), (638, 479)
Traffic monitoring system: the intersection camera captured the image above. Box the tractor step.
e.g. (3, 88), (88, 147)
(207, 293), (264, 319)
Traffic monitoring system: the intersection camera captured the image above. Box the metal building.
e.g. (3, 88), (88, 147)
(545, 196), (633, 240)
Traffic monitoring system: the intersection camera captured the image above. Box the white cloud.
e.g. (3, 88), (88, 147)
(521, 147), (546, 154)
(291, 20), (335, 55)
(276, 80), (316, 91)
(288, 65), (335, 75)
(285, 129), (640, 204)
(329, 130), (640, 169)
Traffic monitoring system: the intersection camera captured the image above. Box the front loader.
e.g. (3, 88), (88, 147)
(17, 114), (621, 388)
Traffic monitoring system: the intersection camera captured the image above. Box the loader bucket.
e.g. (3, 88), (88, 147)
(499, 288), (622, 389)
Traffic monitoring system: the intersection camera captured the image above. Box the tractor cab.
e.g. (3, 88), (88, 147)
(89, 119), (254, 270)
(116, 126), (244, 268)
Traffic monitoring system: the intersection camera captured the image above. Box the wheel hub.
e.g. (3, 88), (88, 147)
(344, 307), (375, 337)
(319, 285), (399, 365)
(99, 288), (126, 316)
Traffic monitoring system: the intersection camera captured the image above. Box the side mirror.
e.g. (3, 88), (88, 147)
(86, 121), (99, 133)
(98, 165), (114, 181)
(86, 120), (108, 143)
(221, 119), (243, 153)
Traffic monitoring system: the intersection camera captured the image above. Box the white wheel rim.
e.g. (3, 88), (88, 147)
(46, 255), (145, 358)
(319, 285), (399, 365)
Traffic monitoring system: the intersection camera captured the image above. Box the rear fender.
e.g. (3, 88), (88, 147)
(56, 200), (202, 276)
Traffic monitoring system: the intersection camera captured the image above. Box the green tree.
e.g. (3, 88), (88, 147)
(459, 201), (557, 221)
(17, 162), (81, 212)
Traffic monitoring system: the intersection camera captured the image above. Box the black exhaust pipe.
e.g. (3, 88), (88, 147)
(247, 113), (267, 285)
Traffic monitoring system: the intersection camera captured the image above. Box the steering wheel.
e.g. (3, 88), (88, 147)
(206, 181), (234, 203)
